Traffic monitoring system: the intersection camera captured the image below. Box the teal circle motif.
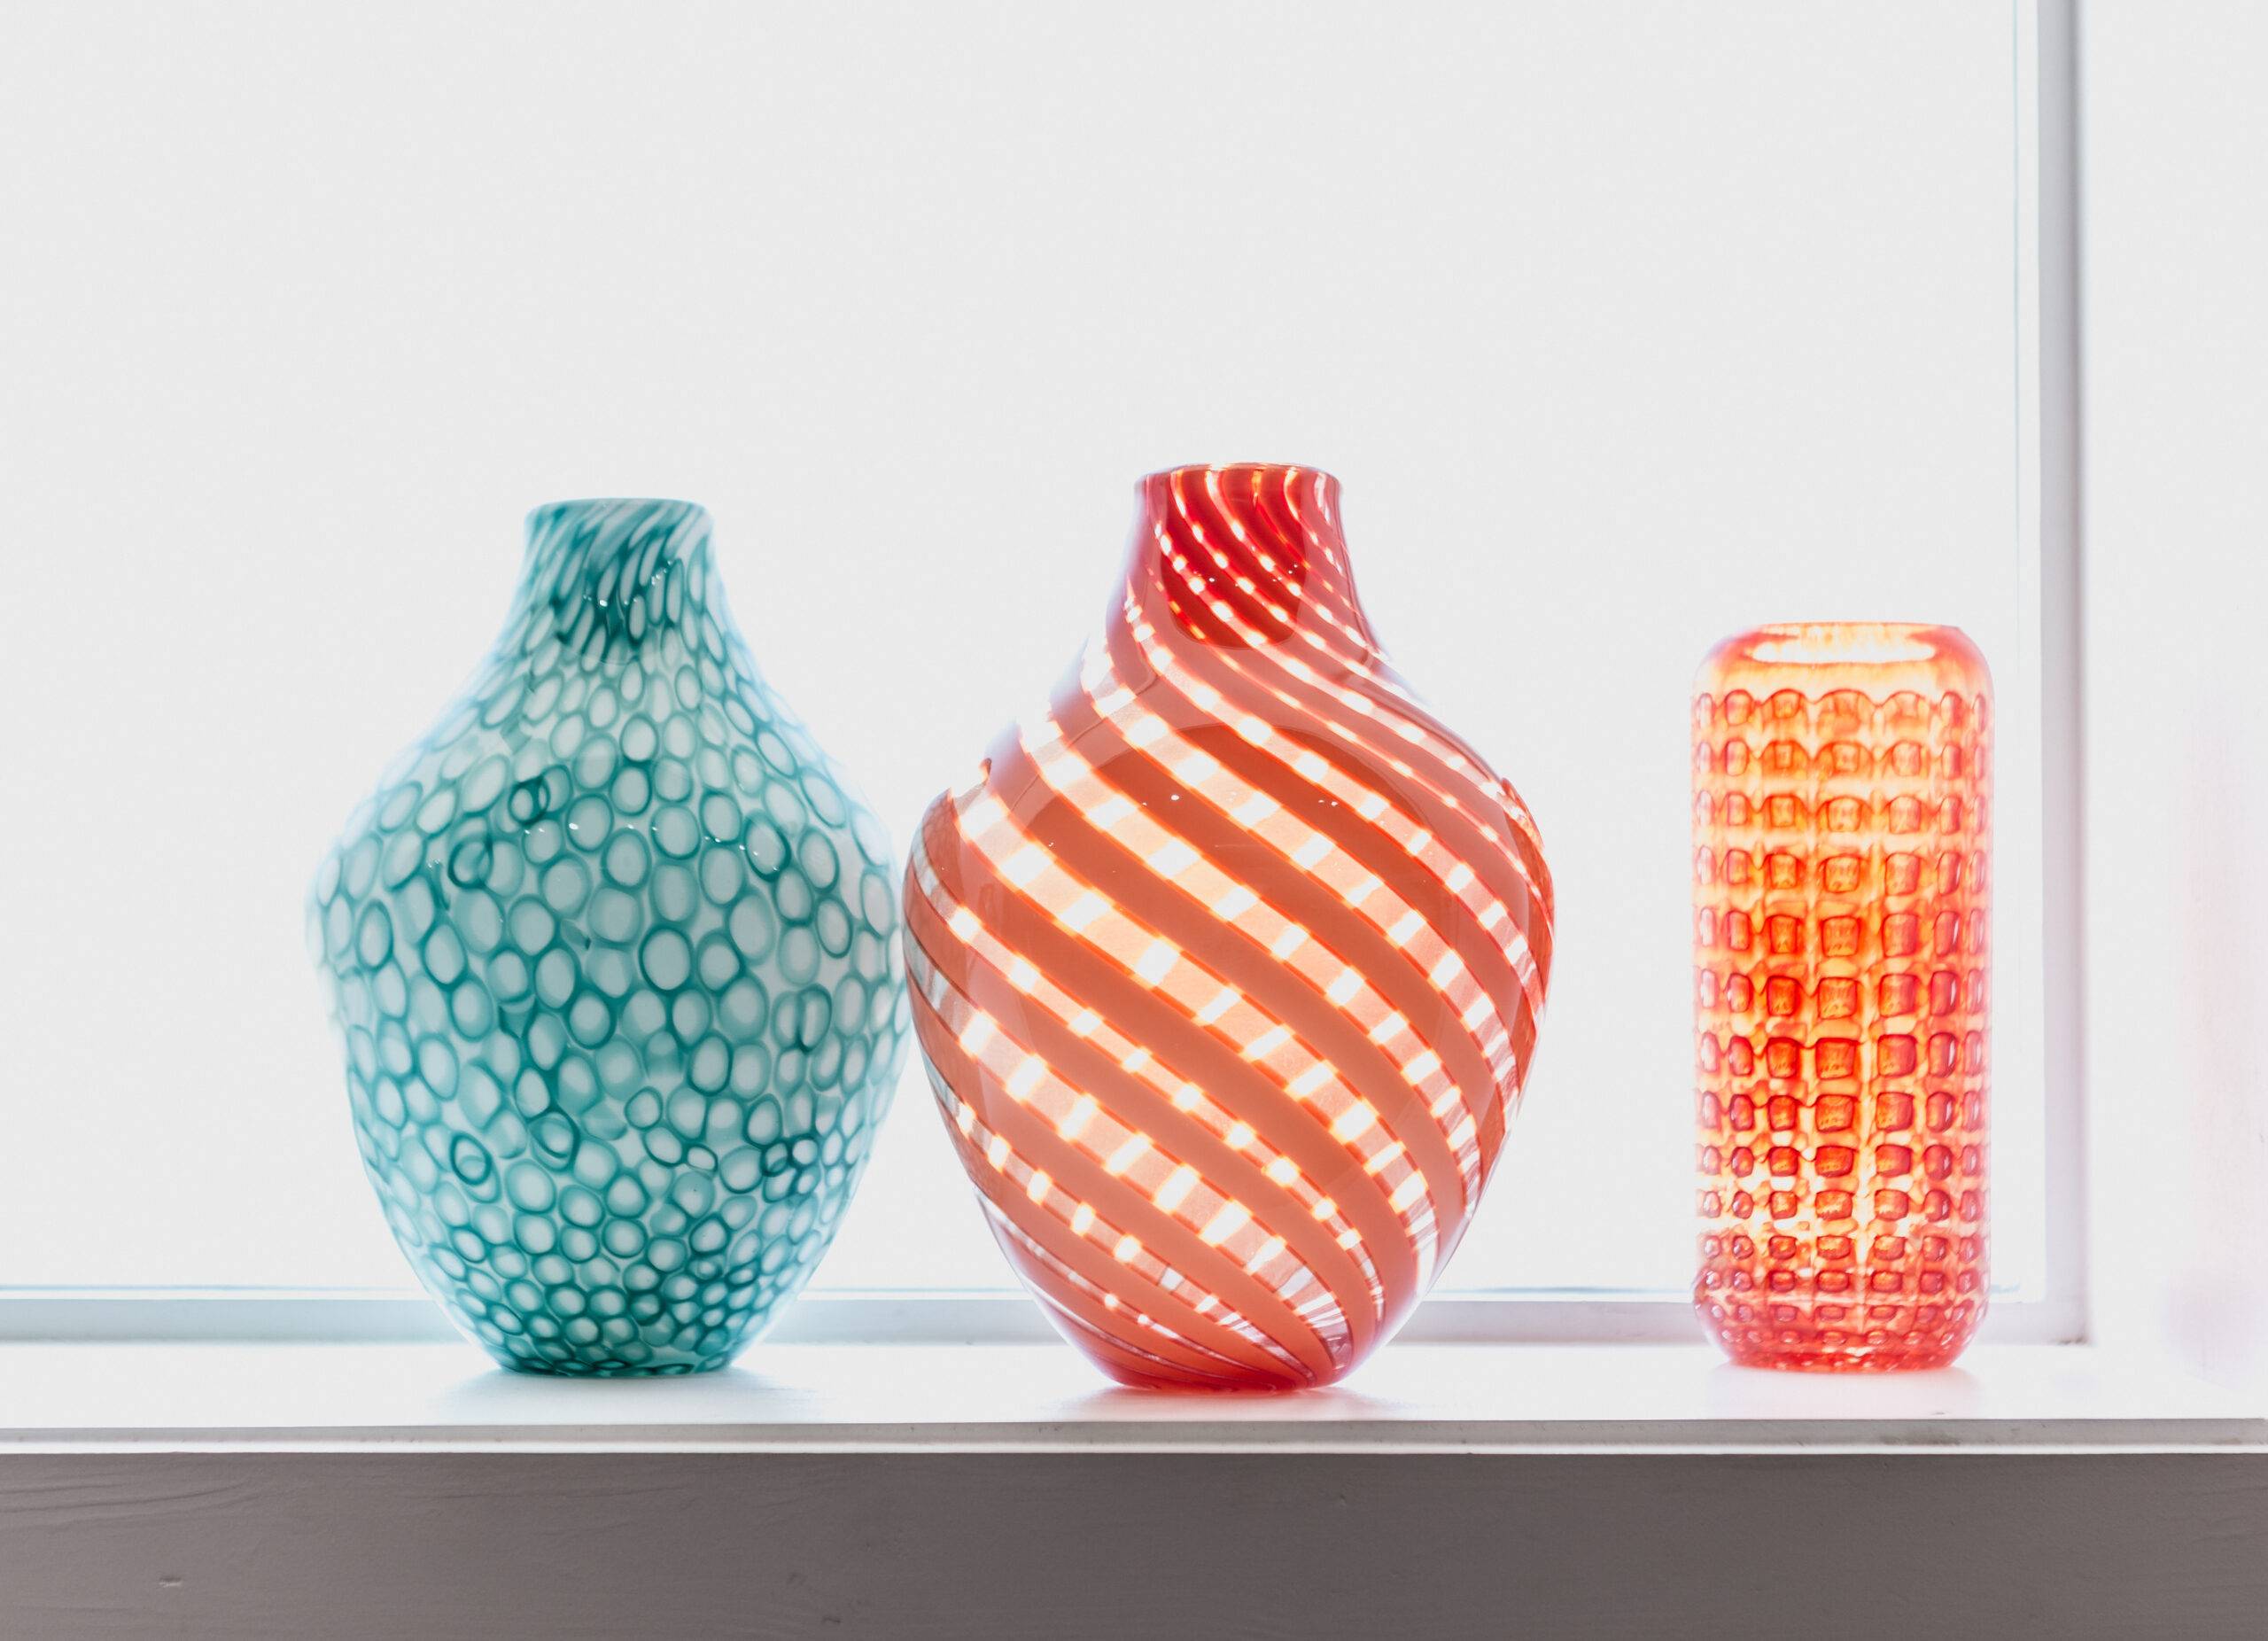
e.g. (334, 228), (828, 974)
(309, 499), (908, 1375)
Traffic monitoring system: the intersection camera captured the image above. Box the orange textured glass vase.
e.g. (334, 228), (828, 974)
(1693, 623), (1992, 1371)
(904, 463), (1554, 1389)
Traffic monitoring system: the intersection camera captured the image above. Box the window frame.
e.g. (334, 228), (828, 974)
(0, 0), (2087, 1353)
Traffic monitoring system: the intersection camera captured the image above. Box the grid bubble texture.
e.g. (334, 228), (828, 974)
(1692, 624), (1992, 1371)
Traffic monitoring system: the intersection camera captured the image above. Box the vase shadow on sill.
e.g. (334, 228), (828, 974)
(1067, 1383), (1403, 1415)
(427, 1363), (793, 1418)
(1703, 1360), (1987, 1412)
(421, 1354), (1409, 1420)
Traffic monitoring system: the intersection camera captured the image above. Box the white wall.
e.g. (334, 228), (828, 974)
(2082, 2), (2268, 1386)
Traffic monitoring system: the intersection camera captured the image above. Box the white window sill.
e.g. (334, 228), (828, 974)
(5, 1340), (2263, 1637)
(2, 1338), (2256, 1453)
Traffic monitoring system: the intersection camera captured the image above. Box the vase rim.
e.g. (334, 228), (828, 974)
(1716, 621), (1981, 669)
(1137, 462), (1340, 490)
(524, 496), (711, 526)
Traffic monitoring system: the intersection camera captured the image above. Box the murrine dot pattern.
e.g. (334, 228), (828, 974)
(310, 499), (908, 1375)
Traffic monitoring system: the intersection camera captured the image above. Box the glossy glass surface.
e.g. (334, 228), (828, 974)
(1693, 623), (1992, 1370)
(904, 464), (1556, 1388)
(309, 499), (908, 1374)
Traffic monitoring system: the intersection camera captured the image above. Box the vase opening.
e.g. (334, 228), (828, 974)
(1740, 622), (1946, 666)
(1122, 463), (1377, 656)
(1703, 622), (1988, 701)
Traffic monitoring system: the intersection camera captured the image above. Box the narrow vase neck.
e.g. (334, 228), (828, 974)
(511, 498), (717, 665)
(1109, 463), (1380, 660)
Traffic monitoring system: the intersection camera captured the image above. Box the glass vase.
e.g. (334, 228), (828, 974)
(309, 499), (909, 1374)
(903, 463), (1556, 1388)
(1692, 622), (1992, 1370)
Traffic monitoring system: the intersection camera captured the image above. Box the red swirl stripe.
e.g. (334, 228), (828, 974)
(905, 463), (1556, 1388)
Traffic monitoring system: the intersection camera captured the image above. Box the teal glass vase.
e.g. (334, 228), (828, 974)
(309, 499), (908, 1374)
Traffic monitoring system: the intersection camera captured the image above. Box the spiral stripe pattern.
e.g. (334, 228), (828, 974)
(905, 464), (1554, 1388)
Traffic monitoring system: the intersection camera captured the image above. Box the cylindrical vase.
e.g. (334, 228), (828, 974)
(1693, 622), (1992, 1371)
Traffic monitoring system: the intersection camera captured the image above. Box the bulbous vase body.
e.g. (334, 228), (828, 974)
(904, 464), (1555, 1388)
(310, 500), (909, 1375)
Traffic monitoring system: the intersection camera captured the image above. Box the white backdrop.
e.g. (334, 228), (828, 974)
(0, 2), (2034, 1295)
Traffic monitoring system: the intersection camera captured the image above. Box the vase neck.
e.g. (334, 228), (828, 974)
(1109, 464), (1380, 660)
(511, 498), (716, 664)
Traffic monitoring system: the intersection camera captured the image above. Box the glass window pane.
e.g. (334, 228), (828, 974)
(0, 3), (2038, 1301)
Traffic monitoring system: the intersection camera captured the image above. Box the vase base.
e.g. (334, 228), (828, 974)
(1069, 1332), (1352, 1393)
(1714, 1344), (1973, 1373)
(1698, 1296), (1983, 1373)
(1093, 1366), (1318, 1394)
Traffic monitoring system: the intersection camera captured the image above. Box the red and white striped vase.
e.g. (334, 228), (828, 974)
(903, 463), (1555, 1388)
